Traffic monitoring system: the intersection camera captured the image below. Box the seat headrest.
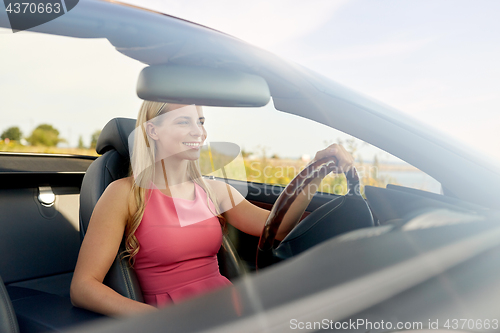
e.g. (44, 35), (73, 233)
(96, 118), (136, 157)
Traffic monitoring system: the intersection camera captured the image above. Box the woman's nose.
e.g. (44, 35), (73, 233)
(190, 123), (203, 137)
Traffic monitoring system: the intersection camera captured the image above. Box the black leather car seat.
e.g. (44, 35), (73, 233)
(79, 118), (143, 302)
(0, 275), (19, 333)
(79, 118), (243, 303)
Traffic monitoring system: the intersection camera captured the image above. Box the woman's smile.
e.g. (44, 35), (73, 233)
(182, 141), (202, 149)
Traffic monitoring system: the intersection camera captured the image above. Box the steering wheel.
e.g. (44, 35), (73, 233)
(256, 156), (361, 269)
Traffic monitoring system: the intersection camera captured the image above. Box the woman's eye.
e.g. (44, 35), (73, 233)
(178, 121), (189, 125)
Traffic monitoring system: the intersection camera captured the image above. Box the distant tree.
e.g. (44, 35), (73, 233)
(78, 135), (85, 149)
(372, 154), (379, 180)
(26, 124), (65, 146)
(241, 148), (251, 158)
(90, 130), (101, 149)
(1, 126), (22, 141)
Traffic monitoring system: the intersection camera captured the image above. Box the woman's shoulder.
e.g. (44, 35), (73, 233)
(100, 177), (137, 213)
(204, 178), (244, 210)
(106, 176), (134, 194)
(204, 178), (226, 193)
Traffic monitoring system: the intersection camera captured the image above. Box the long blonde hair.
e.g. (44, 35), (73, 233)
(124, 101), (226, 264)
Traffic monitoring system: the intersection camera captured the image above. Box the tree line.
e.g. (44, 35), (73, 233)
(1, 125), (101, 149)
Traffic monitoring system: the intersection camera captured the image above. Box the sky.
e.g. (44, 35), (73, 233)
(1, 0), (499, 164)
(119, 0), (500, 162)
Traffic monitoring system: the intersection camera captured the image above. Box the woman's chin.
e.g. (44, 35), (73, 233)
(158, 146), (202, 158)
(181, 150), (201, 160)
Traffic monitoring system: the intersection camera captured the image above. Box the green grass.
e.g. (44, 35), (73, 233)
(0, 141), (99, 156)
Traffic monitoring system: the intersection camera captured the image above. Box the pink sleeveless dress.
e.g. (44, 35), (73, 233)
(133, 182), (232, 307)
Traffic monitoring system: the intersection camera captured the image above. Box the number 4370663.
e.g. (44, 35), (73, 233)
(444, 319), (498, 330)
(6, 2), (61, 14)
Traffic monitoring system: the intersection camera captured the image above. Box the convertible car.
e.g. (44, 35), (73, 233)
(1, 1), (500, 332)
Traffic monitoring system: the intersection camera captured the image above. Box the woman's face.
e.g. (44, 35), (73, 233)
(147, 104), (207, 162)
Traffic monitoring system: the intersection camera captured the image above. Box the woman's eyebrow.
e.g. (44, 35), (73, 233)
(173, 116), (191, 121)
(172, 116), (205, 121)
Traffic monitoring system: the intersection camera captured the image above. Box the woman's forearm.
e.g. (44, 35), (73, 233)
(276, 176), (323, 240)
(70, 277), (156, 317)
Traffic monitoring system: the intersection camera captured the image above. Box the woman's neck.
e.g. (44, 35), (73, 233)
(153, 158), (191, 188)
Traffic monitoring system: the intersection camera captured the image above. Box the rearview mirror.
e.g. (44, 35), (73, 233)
(136, 65), (270, 107)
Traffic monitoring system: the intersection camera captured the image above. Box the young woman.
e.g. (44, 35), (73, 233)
(70, 101), (354, 316)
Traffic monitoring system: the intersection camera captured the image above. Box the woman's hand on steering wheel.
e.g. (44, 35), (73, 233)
(311, 143), (355, 178)
(256, 144), (356, 269)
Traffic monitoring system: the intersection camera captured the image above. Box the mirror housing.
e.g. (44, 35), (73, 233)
(137, 65), (270, 107)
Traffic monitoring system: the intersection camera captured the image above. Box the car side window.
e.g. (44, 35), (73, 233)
(202, 102), (442, 195)
(0, 31), (143, 158)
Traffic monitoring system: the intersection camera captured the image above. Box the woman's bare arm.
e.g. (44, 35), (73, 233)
(209, 177), (322, 241)
(70, 177), (156, 317)
(210, 144), (354, 241)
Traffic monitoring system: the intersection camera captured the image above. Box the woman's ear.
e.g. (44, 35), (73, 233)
(145, 122), (159, 141)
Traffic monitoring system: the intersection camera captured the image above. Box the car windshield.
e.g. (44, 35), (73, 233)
(0, 10), (440, 195)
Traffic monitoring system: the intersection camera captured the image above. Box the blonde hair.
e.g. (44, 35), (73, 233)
(124, 101), (226, 264)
